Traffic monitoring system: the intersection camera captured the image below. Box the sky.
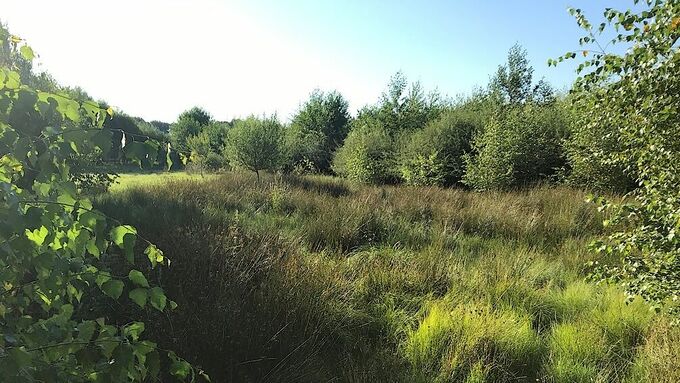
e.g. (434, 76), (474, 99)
(3, 1), (621, 123)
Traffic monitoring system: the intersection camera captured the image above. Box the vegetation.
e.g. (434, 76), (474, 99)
(286, 90), (350, 173)
(225, 116), (284, 180)
(95, 172), (678, 382)
(0, 31), (200, 381)
(554, 1), (680, 315)
(2, 0), (680, 381)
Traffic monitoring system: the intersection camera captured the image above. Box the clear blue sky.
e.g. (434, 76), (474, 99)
(4, 0), (623, 122)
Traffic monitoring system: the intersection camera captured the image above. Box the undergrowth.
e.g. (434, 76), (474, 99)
(94, 172), (677, 382)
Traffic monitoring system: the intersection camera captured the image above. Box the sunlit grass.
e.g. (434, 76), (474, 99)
(110, 171), (220, 192)
(95, 171), (676, 382)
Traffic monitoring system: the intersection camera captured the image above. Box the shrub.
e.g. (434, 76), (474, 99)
(0, 31), (196, 381)
(186, 131), (224, 172)
(557, 1), (680, 316)
(332, 123), (397, 184)
(283, 123), (325, 174)
(288, 90), (350, 172)
(225, 115), (284, 180)
(463, 104), (569, 190)
(399, 109), (479, 186)
(565, 105), (636, 192)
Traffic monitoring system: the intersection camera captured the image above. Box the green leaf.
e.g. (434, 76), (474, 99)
(128, 270), (149, 287)
(110, 225), (137, 245)
(144, 244), (164, 268)
(95, 272), (111, 287)
(9, 347), (32, 369)
(77, 321), (96, 343)
(101, 280), (124, 300)
(25, 226), (49, 246)
(110, 225), (137, 262)
(19, 45), (34, 61)
(129, 288), (148, 308)
(149, 287), (167, 311)
(124, 322), (145, 341)
(169, 353), (192, 379)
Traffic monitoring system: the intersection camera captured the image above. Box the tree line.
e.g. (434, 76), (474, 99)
(171, 44), (634, 193)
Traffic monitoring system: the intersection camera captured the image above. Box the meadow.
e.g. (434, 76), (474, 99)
(94, 171), (680, 382)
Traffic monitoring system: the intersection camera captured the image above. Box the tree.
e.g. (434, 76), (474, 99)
(490, 44), (534, 105)
(283, 123), (325, 174)
(490, 44), (555, 106)
(0, 32), (203, 381)
(332, 73), (444, 184)
(288, 90), (350, 172)
(202, 121), (230, 154)
(187, 130), (223, 173)
(375, 72), (443, 135)
(150, 120), (171, 133)
(178, 106), (212, 126)
(169, 107), (212, 152)
(553, 1), (680, 314)
(225, 116), (284, 180)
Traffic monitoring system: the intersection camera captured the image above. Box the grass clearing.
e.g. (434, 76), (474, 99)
(110, 171), (220, 192)
(93, 171), (677, 382)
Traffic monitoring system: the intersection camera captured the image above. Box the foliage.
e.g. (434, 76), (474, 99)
(186, 131), (219, 172)
(332, 73), (443, 183)
(564, 107), (637, 192)
(134, 117), (170, 143)
(169, 107), (212, 152)
(177, 107), (212, 127)
(553, 1), (680, 315)
(398, 108), (480, 186)
(375, 72), (444, 136)
(97, 172), (670, 381)
(0, 33), (202, 381)
(288, 90), (350, 173)
(225, 115), (284, 179)
(490, 44), (555, 106)
(283, 122), (325, 174)
(332, 122), (396, 184)
(463, 103), (569, 190)
(201, 122), (229, 154)
(150, 120), (171, 133)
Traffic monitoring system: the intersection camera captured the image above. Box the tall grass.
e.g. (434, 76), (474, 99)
(94, 171), (676, 382)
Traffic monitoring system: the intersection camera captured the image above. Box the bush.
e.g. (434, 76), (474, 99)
(283, 123), (325, 174)
(288, 90), (350, 172)
(332, 122), (397, 184)
(565, 110), (636, 192)
(225, 116), (284, 179)
(463, 104), (569, 190)
(398, 109), (479, 186)
(169, 107), (212, 152)
(186, 130), (225, 172)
